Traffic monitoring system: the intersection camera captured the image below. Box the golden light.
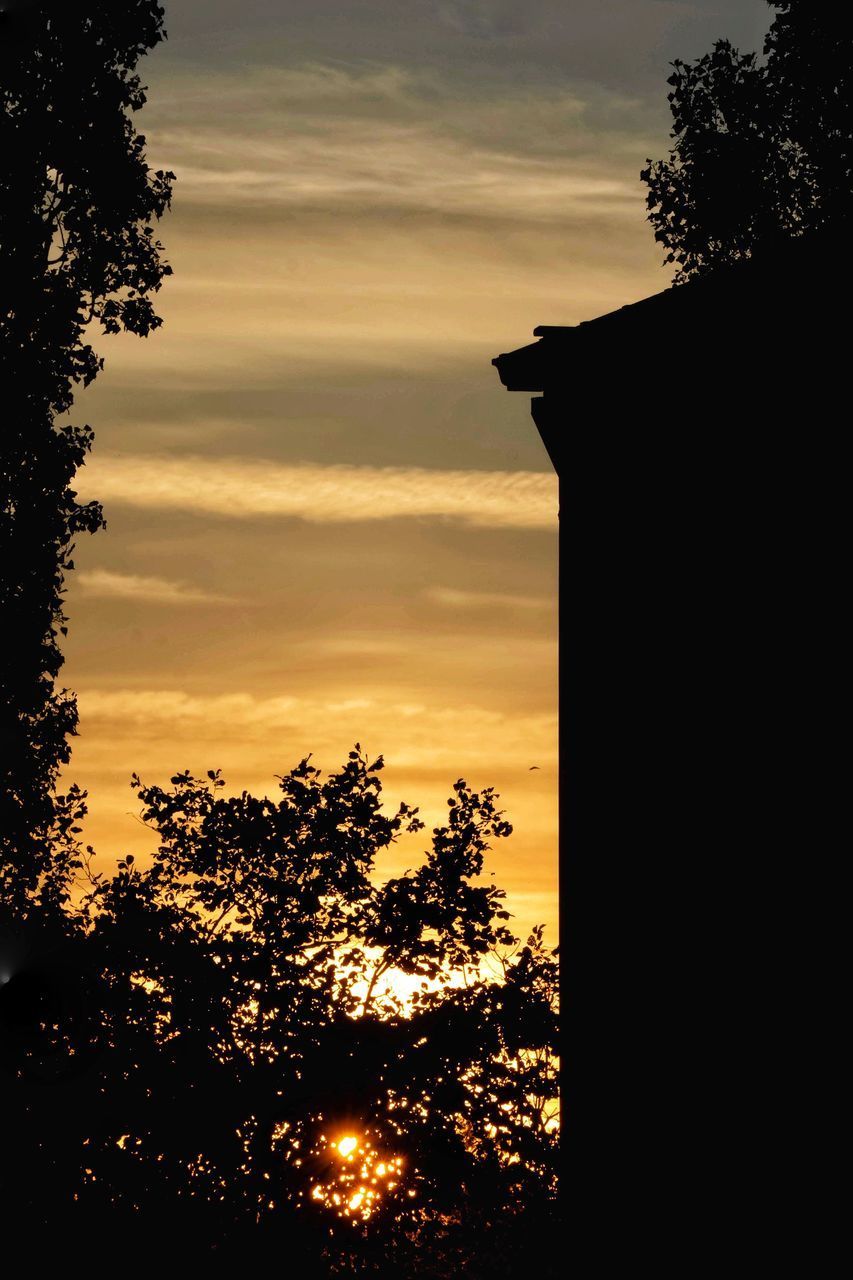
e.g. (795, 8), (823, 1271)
(309, 1132), (406, 1223)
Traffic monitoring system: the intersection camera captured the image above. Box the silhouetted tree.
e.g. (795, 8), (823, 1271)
(2, 750), (559, 1273)
(1, 10), (559, 1271)
(642, 4), (853, 280)
(0, 1), (172, 910)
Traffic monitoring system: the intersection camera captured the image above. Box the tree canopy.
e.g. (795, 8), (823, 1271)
(642, 4), (853, 280)
(1, 8), (559, 1271)
(0, 0), (172, 909)
(2, 752), (559, 1273)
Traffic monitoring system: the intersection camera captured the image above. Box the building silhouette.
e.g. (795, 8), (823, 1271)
(492, 228), (843, 1265)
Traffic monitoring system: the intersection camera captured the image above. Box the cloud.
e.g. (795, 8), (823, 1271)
(141, 61), (651, 223)
(424, 585), (550, 611)
(77, 569), (231, 606)
(79, 455), (557, 530)
(194, 160), (629, 220)
(154, 124), (641, 221)
(436, 1), (536, 40)
(75, 687), (558, 772)
(157, 2), (770, 103)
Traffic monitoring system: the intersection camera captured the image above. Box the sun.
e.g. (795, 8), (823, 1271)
(309, 1131), (407, 1222)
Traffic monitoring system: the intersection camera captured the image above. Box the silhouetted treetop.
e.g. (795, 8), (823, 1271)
(2, 750), (559, 1274)
(642, 4), (853, 280)
(1, 0), (173, 910)
(1, 10), (560, 1272)
(1, 0), (173, 411)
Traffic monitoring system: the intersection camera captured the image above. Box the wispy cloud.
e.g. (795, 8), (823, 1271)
(164, 137), (640, 220)
(75, 688), (558, 772)
(79, 455), (557, 529)
(77, 569), (231, 606)
(143, 62), (649, 222)
(424, 585), (550, 611)
(436, 0), (533, 40)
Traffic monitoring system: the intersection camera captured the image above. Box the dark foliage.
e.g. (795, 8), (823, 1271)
(0, 1), (172, 909)
(0, 8), (559, 1270)
(641, 4), (853, 279)
(1, 752), (559, 1273)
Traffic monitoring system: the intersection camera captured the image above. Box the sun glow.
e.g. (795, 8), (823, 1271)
(310, 1132), (406, 1222)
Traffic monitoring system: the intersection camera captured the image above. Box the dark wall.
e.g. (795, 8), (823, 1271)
(542, 345), (841, 1265)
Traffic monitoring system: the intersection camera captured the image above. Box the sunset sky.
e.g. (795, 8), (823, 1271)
(64, 0), (769, 942)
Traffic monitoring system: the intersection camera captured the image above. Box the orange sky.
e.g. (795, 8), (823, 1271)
(60, 0), (770, 944)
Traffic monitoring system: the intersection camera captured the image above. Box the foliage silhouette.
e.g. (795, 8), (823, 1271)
(641, 4), (853, 280)
(0, 0), (172, 910)
(2, 750), (559, 1273)
(0, 6), (559, 1270)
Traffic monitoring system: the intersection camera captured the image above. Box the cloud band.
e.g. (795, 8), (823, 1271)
(78, 454), (558, 529)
